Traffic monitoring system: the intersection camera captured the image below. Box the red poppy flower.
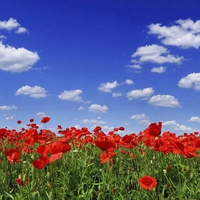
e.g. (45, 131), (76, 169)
(32, 160), (46, 169)
(119, 127), (125, 131)
(17, 120), (22, 124)
(41, 116), (50, 123)
(30, 118), (34, 122)
(138, 175), (157, 191)
(15, 177), (29, 186)
(100, 151), (112, 164)
(7, 151), (21, 163)
(144, 122), (162, 137)
(49, 152), (62, 162)
(94, 140), (116, 151)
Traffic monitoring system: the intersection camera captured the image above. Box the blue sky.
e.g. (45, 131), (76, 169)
(0, 0), (200, 135)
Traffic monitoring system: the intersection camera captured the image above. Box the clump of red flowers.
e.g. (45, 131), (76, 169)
(15, 177), (29, 187)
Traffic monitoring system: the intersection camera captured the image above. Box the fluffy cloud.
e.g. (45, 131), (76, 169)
(81, 118), (106, 124)
(130, 114), (150, 125)
(148, 19), (200, 49)
(128, 64), (142, 69)
(188, 116), (200, 123)
(58, 89), (83, 102)
(130, 114), (147, 119)
(15, 85), (47, 98)
(78, 106), (84, 111)
(148, 95), (180, 107)
(127, 87), (154, 100)
(0, 18), (27, 33)
(178, 73), (200, 91)
(132, 44), (183, 64)
(89, 104), (108, 113)
(163, 120), (193, 132)
(0, 105), (17, 111)
(125, 79), (134, 85)
(36, 112), (47, 118)
(112, 92), (122, 97)
(98, 81), (118, 92)
(0, 42), (40, 72)
(151, 66), (166, 73)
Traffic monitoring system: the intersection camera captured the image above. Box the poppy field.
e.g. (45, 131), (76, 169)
(0, 117), (199, 200)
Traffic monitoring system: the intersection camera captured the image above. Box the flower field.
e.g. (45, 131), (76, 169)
(0, 118), (199, 200)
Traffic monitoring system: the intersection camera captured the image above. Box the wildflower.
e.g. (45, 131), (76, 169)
(144, 122), (162, 137)
(17, 120), (22, 124)
(32, 159), (46, 169)
(138, 175), (157, 191)
(41, 116), (50, 123)
(30, 118), (34, 122)
(15, 177), (29, 186)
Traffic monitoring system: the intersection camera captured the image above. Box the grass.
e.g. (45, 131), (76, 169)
(0, 120), (199, 199)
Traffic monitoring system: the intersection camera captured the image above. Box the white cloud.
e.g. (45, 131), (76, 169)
(127, 87), (154, 100)
(0, 35), (6, 39)
(36, 112), (47, 118)
(78, 106), (84, 111)
(15, 27), (28, 34)
(89, 104), (108, 113)
(0, 18), (20, 30)
(112, 92), (122, 97)
(125, 79), (134, 85)
(81, 119), (106, 124)
(132, 44), (183, 64)
(148, 95), (180, 107)
(188, 116), (200, 123)
(125, 64), (142, 73)
(163, 120), (193, 132)
(178, 73), (200, 91)
(0, 105), (17, 111)
(151, 66), (166, 73)
(130, 114), (147, 120)
(148, 19), (200, 49)
(5, 115), (14, 120)
(58, 89), (83, 102)
(0, 42), (40, 72)
(0, 18), (28, 33)
(98, 81), (118, 92)
(15, 85), (47, 98)
(128, 64), (142, 69)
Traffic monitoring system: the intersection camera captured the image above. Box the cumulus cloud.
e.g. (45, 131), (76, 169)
(98, 81), (118, 92)
(112, 92), (122, 97)
(130, 114), (147, 120)
(148, 95), (180, 107)
(0, 105), (17, 111)
(58, 89), (83, 102)
(81, 118), (106, 124)
(148, 19), (200, 49)
(132, 44), (183, 64)
(188, 116), (200, 123)
(130, 114), (150, 125)
(178, 73), (200, 91)
(127, 87), (154, 100)
(0, 42), (40, 72)
(5, 115), (14, 120)
(128, 64), (142, 69)
(78, 106), (84, 111)
(89, 104), (108, 113)
(15, 85), (47, 98)
(125, 79), (134, 85)
(151, 66), (166, 73)
(0, 18), (28, 33)
(163, 120), (193, 132)
(36, 112), (47, 118)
